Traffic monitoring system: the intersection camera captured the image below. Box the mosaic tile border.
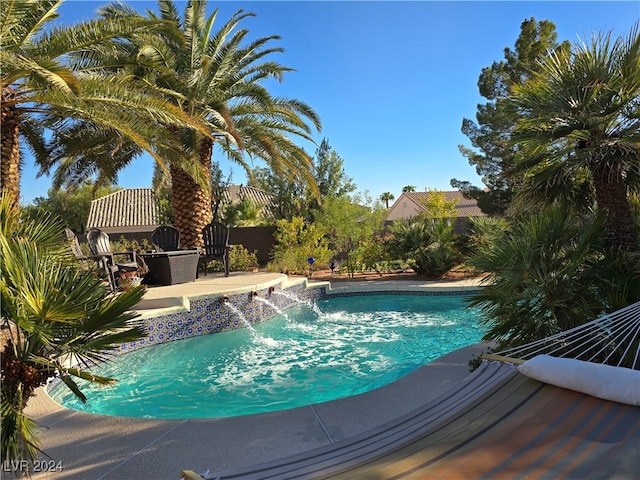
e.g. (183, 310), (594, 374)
(118, 283), (327, 354)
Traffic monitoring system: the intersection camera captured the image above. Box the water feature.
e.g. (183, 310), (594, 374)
(221, 300), (255, 331)
(220, 295), (278, 345)
(272, 289), (322, 315)
(49, 295), (483, 419)
(254, 295), (289, 321)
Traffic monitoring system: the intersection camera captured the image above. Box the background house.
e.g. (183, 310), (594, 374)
(86, 186), (276, 263)
(86, 188), (160, 238)
(219, 184), (275, 220)
(223, 185), (273, 209)
(385, 190), (485, 233)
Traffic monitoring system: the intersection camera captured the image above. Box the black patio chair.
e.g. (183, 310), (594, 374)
(64, 228), (89, 260)
(151, 225), (180, 252)
(86, 228), (139, 291)
(64, 228), (106, 269)
(199, 222), (230, 277)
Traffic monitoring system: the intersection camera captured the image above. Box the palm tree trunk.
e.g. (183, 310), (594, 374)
(1, 101), (21, 206)
(171, 137), (213, 248)
(590, 164), (638, 252)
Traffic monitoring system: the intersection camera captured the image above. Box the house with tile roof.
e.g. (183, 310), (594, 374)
(217, 184), (276, 220)
(86, 188), (160, 235)
(87, 186), (276, 234)
(221, 184), (272, 206)
(385, 190), (485, 233)
(86, 187), (277, 262)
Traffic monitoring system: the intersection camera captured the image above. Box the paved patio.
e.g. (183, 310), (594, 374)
(24, 273), (485, 480)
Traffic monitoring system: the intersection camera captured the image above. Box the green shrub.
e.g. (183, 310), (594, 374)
(270, 217), (331, 274)
(114, 236), (153, 254)
(1, 197), (145, 468)
(468, 204), (640, 352)
(230, 245), (259, 271)
(204, 244), (259, 272)
(386, 218), (461, 278)
(465, 216), (510, 257)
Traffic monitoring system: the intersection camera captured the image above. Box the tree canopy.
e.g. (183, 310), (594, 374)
(250, 138), (354, 221)
(0, 0), (197, 205)
(452, 18), (570, 215)
(510, 22), (640, 251)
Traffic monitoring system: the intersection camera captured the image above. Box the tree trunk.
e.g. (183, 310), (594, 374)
(171, 137), (213, 248)
(590, 164), (638, 252)
(1, 101), (21, 206)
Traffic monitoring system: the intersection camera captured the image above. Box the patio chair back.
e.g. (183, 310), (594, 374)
(152, 225), (180, 252)
(200, 222), (230, 277)
(87, 228), (112, 257)
(86, 228), (138, 290)
(64, 228), (85, 259)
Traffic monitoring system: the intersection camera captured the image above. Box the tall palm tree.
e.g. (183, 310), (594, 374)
(0, 0), (203, 206)
(380, 192), (395, 209)
(93, 0), (321, 248)
(1, 195), (146, 468)
(402, 185), (416, 193)
(510, 23), (640, 251)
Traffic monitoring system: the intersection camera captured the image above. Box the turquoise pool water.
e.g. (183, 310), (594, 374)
(49, 295), (482, 419)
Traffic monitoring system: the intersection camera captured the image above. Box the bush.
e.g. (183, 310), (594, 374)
(115, 236), (153, 253)
(468, 204), (640, 351)
(1, 197), (145, 468)
(230, 245), (259, 271)
(270, 217), (331, 274)
(465, 216), (510, 257)
(386, 218), (461, 278)
(204, 244), (259, 272)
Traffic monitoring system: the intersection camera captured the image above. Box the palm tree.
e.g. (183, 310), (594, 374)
(468, 204), (639, 351)
(380, 192), (395, 209)
(402, 185), (416, 193)
(1, 196), (146, 468)
(0, 0), (197, 206)
(510, 23), (640, 251)
(92, 0), (321, 248)
(223, 196), (263, 227)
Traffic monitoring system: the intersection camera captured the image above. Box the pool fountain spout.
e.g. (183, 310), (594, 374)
(254, 295), (288, 321)
(249, 291), (259, 300)
(272, 289), (323, 315)
(268, 286), (276, 295)
(221, 300), (258, 335)
(219, 296), (230, 305)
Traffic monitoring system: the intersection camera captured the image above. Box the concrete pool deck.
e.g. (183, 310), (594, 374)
(24, 273), (486, 480)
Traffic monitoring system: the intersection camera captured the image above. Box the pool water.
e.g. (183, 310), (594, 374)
(49, 295), (482, 419)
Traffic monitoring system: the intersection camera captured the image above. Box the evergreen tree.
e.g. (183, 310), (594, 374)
(251, 138), (355, 221)
(311, 139), (356, 202)
(31, 183), (119, 234)
(452, 18), (570, 215)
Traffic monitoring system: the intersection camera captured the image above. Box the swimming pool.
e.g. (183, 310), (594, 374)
(49, 294), (483, 419)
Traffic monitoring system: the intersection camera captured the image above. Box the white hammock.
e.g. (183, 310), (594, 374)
(485, 300), (640, 369)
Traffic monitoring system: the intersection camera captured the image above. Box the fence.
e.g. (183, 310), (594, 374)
(77, 225), (277, 266)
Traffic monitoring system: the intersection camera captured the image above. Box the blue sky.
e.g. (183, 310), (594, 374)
(20, 0), (640, 204)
